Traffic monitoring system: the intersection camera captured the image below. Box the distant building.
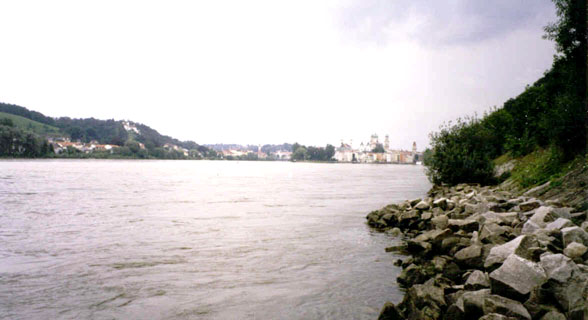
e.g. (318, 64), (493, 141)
(334, 135), (422, 164)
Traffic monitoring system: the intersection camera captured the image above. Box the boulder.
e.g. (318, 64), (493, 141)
(446, 200), (456, 211)
(539, 253), (588, 312)
(378, 302), (403, 320)
(461, 289), (491, 319)
(441, 237), (462, 254)
(406, 240), (433, 255)
(519, 200), (541, 212)
(448, 219), (480, 233)
(433, 198), (448, 210)
(398, 210), (419, 227)
(561, 226), (588, 247)
(563, 241), (587, 260)
(484, 235), (539, 269)
(410, 198), (422, 207)
(581, 221), (588, 233)
(455, 245), (485, 269)
(415, 201), (430, 211)
(545, 218), (575, 231)
(432, 215), (449, 230)
(483, 295), (531, 320)
(540, 253), (579, 283)
(528, 206), (557, 227)
(494, 212), (519, 226)
(521, 220), (541, 234)
(479, 223), (510, 244)
(489, 254), (547, 301)
(401, 284), (446, 320)
(397, 264), (427, 288)
(539, 311), (566, 320)
(465, 270), (491, 290)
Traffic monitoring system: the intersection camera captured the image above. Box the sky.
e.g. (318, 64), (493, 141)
(0, 0), (557, 150)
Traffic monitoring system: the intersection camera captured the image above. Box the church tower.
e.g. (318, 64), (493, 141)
(412, 142), (417, 154)
(384, 135), (390, 150)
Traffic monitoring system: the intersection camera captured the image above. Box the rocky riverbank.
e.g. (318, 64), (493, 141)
(367, 183), (588, 320)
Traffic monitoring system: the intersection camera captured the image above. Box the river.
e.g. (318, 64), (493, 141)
(0, 160), (431, 319)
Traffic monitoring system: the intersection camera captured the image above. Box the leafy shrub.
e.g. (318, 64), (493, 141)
(424, 117), (497, 185)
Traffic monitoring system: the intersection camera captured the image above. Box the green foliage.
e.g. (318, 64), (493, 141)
(0, 125), (53, 157)
(0, 112), (60, 135)
(291, 142), (335, 161)
(424, 117), (497, 185)
(510, 147), (566, 188)
(372, 143), (385, 153)
(424, 0), (586, 186)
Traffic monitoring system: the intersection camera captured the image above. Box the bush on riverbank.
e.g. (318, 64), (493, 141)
(424, 0), (586, 187)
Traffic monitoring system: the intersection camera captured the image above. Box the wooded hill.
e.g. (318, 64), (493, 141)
(0, 102), (213, 158)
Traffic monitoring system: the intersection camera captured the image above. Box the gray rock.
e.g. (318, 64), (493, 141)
(545, 218), (575, 231)
(483, 295), (531, 319)
(494, 212), (519, 226)
(539, 253), (587, 312)
(529, 206), (558, 228)
(461, 289), (491, 318)
(519, 200), (541, 212)
(415, 200), (430, 211)
(464, 203), (478, 215)
(433, 198), (448, 210)
(455, 245), (484, 269)
(540, 253), (579, 283)
(421, 211), (433, 220)
(378, 302), (403, 320)
(465, 270), (490, 290)
(561, 226), (588, 247)
(563, 241), (587, 259)
(432, 215), (449, 230)
(397, 264), (427, 287)
(409, 198), (421, 207)
(521, 220), (541, 234)
(446, 200), (456, 211)
(386, 227), (403, 237)
(448, 219), (480, 233)
(582, 221), (588, 232)
(539, 310), (566, 320)
(489, 254), (547, 301)
(479, 223), (510, 244)
(484, 235), (539, 269)
(401, 284), (445, 320)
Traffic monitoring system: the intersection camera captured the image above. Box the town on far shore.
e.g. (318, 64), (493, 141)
(334, 134), (423, 164)
(208, 134), (423, 164)
(46, 124), (422, 164)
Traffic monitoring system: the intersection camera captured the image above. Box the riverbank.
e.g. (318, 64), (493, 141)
(367, 183), (588, 319)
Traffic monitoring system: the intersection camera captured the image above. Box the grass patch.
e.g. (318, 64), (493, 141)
(493, 153), (512, 167)
(510, 147), (567, 189)
(0, 111), (60, 136)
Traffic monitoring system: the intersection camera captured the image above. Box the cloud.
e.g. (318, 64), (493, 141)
(339, 0), (556, 46)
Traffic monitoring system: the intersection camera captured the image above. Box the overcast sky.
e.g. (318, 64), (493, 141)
(0, 0), (556, 150)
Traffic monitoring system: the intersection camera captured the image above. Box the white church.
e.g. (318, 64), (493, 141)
(334, 134), (420, 164)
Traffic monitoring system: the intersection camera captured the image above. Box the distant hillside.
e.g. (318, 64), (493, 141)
(0, 102), (212, 158)
(0, 111), (60, 136)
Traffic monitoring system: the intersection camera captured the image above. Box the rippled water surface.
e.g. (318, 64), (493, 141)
(0, 160), (431, 319)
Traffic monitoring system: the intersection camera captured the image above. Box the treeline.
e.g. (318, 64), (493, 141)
(291, 143), (335, 161)
(424, 0), (586, 186)
(0, 120), (53, 157)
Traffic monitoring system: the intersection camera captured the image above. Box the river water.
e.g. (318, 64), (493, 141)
(0, 160), (431, 319)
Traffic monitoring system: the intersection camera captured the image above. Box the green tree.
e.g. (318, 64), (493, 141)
(292, 146), (307, 161)
(325, 144), (335, 160)
(372, 143), (385, 153)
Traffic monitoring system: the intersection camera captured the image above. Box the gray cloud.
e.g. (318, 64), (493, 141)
(340, 0), (556, 46)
